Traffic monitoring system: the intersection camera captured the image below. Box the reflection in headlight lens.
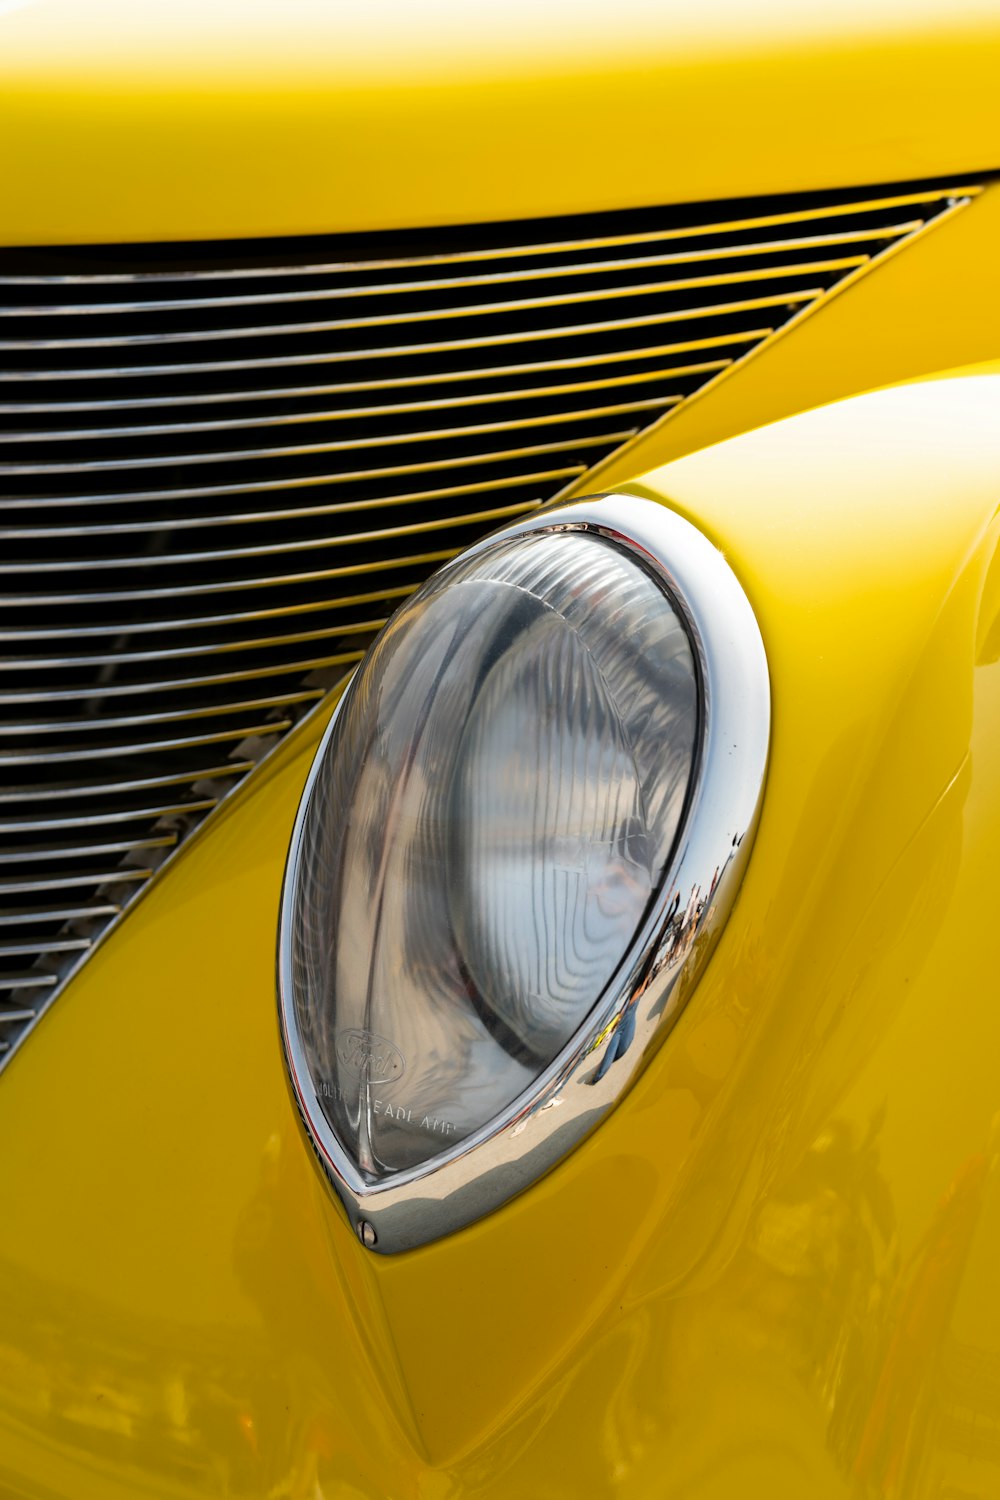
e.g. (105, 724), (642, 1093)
(287, 530), (698, 1178)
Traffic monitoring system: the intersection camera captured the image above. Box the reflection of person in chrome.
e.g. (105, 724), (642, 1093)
(585, 843), (747, 1087)
(587, 999), (636, 1085)
(587, 972), (652, 1084)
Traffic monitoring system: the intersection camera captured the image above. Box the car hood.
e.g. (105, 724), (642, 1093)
(1, 0), (998, 246)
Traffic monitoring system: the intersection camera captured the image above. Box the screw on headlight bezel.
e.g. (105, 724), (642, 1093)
(278, 492), (770, 1254)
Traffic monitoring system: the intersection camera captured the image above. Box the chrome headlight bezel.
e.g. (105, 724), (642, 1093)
(278, 492), (770, 1254)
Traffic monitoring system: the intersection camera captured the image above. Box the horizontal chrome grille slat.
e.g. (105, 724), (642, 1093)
(0, 448), (598, 514)
(0, 347), (741, 414)
(2, 234), (912, 316)
(0, 551), (460, 608)
(0, 366), (695, 442)
(0, 903), (122, 924)
(0, 723), (292, 766)
(0, 655), (371, 705)
(0, 586), (415, 640)
(2, 480), (607, 535)
(0, 270), (838, 350)
(0, 187), (977, 284)
(0, 836), (177, 862)
(0, 871), (153, 896)
(0, 765), (254, 803)
(0, 807), (214, 835)
(3, 618), (383, 669)
(0, 693), (323, 731)
(0, 939), (91, 957)
(0, 175), (980, 1071)
(0, 497), (546, 574)
(0, 398), (660, 476)
(0, 297), (813, 382)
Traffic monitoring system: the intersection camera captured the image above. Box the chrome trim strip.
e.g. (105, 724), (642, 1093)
(0, 551), (460, 607)
(0, 698), (321, 734)
(0, 836), (177, 862)
(0, 588), (414, 638)
(0, 187), (976, 283)
(0, 499), (545, 574)
(0, 939), (91, 957)
(2, 237), (899, 316)
(0, 870), (153, 894)
(0, 374), (685, 443)
(0, 803), (216, 831)
(277, 493), (771, 1253)
(0, 655), (367, 704)
(0, 297), (811, 381)
(0, 466), (583, 517)
(2, 621), (383, 671)
(0, 765), (255, 801)
(0, 904), (122, 924)
(0, 402), (655, 476)
(0, 448), (601, 514)
(0, 725), (290, 766)
(0, 348), (741, 413)
(0, 269), (836, 349)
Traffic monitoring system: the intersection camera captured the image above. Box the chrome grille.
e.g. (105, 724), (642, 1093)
(0, 176), (980, 1067)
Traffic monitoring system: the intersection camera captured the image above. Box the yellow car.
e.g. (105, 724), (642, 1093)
(2, 2), (1000, 1496)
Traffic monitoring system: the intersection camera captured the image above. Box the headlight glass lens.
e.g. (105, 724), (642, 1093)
(287, 529), (698, 1179)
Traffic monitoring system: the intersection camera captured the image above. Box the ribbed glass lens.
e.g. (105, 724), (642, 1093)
(287, 530), (698, 1178)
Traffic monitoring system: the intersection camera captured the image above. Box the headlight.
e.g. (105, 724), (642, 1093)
(279, 494), (769, 1252)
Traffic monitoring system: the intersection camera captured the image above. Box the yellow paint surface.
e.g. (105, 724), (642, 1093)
(1, 0), (999, 244)
(2, 373), (1000, 1495)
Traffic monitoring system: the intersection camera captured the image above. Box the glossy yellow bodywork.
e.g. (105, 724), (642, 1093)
(2, 370), (1000, 1497)
(3, 0), (1000, 248)
(5, 1), (1000, 1491)
(592, 182), (1000, 475)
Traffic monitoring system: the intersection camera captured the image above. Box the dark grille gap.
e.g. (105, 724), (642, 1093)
(0, 173), (982, 1065)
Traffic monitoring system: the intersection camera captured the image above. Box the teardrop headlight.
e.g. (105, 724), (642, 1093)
(279, 495), (769, 1252)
